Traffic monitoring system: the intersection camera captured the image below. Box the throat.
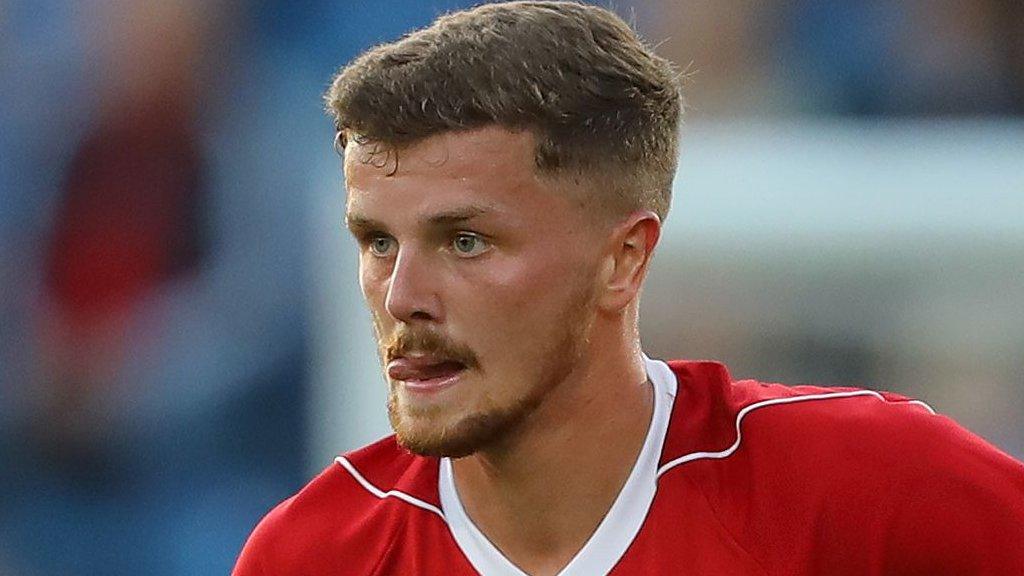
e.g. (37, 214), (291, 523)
(444, 374), (656, 575)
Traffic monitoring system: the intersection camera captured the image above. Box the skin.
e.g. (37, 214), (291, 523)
(344, 126), (661, 576)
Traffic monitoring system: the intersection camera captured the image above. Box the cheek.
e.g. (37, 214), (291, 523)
(359, 257), (389, 305)
(468, 253), (591, 342)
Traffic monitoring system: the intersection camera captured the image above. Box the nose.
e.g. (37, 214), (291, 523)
(384, 248), (440, 323)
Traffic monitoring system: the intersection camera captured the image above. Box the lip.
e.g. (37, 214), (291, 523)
(387, 356), (468, 394)
(399, 371), (464, 394)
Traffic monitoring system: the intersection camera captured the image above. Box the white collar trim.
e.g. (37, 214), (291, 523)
(439, 356), (678, 576)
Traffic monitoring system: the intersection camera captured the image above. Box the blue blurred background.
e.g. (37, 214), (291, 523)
(1, 1), (1021, 574)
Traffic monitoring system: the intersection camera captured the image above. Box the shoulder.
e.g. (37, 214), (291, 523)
(232, 436), (444, 576)
(660, 359), (983, 474)
(658, 360), (1024, 573)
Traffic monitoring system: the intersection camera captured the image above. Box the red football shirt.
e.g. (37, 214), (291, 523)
(233, 358), (1024, 575)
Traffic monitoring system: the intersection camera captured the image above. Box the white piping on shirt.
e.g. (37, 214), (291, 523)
(656, 389), (937, 479)
(334, 455), (447, 520)
(333, 368), (938, 574)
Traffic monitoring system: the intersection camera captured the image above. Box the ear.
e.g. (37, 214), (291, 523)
(596, 211), (662, 313)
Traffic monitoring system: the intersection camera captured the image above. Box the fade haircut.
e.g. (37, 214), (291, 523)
(325, 1), (683, 220)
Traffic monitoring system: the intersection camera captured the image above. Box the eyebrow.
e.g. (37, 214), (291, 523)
(345, 205), (491, 234)
(425, 205), (488, 226)
(344, 214), (383, 235)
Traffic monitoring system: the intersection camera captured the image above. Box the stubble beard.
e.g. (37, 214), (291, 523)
(380, 287), (596, 459)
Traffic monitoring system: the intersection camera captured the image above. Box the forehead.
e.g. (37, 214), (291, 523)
(344, 127), (563, 219)
(345, 126), (535, 179)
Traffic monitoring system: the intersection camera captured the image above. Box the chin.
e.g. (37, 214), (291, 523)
(387, 364), (558, 458)
(391, 406), (528, 459)
(395, 431), (480, 459)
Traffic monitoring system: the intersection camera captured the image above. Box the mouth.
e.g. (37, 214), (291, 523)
(387, 356), (468, 393)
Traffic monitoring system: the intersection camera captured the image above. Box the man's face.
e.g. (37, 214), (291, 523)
(344, 127), (604, 457)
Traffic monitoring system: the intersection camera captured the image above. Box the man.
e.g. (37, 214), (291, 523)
(233, 2), (1024, 575)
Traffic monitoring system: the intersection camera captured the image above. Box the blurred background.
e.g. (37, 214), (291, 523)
(1, 0), (1021, 574)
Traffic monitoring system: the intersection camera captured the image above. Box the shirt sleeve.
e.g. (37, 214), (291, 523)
(880, 412), (1024, 575)
(231, 498), (293, 576)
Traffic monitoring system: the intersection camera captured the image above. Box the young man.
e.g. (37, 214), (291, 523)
(234, 2), (1024, 575)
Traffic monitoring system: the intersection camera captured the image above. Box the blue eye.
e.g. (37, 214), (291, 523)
(452, 233), (489, 257)
(368, 235), (395, 257)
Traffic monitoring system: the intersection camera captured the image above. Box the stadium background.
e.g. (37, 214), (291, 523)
(1, 1), (1021, 574)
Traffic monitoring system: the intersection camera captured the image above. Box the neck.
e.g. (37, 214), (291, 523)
(450, 324), (653, 576)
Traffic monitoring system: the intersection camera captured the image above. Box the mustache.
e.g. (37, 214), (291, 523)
(382, 328), (479, 368)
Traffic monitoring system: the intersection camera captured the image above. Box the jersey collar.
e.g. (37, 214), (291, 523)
(438, 356), (678, 575)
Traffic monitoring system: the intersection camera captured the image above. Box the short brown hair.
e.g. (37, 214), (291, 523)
(325, 1), (682, 220)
